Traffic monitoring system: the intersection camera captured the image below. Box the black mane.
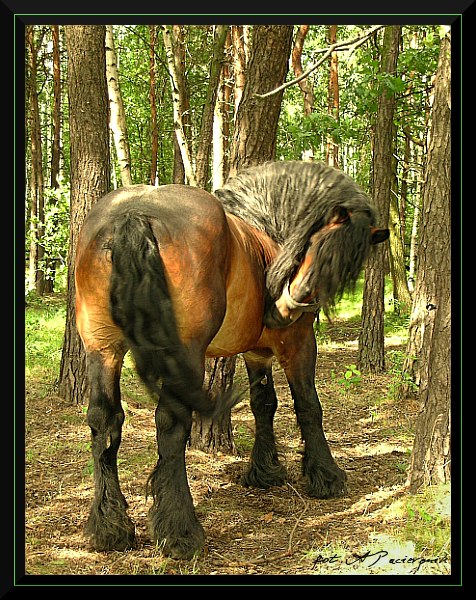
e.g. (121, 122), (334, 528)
(214, 160), (377, 304)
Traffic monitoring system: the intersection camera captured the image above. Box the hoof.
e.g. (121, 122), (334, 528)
(149, 508), (205, 560)
(157, 531), (205, 560)
(85, 511), (136, 552)
(305, 463), (347, 499)
(153, 525), (205, 560)
(241, 461), (287, 489)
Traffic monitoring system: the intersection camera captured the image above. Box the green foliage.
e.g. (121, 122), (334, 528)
(387, 350), (419, 396)
(331, 364), (362, 391)
(234, 424), (254, 453)
(402, 483), (451, 555)
(25, 181), (70, 295)
(25, 297), (66, 381)
(307, 484), (450, 574)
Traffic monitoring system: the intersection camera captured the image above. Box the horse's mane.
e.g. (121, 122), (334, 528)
(214, 160), (376, 301)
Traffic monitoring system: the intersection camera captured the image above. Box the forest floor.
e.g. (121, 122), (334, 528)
(24, 314), (452, 581)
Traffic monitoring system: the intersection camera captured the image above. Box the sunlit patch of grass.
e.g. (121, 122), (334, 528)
(233, 424), (254, 454)
(25, 300), (66, 382)
(304, 484), (451, 575)
(393, 483), (451, 555)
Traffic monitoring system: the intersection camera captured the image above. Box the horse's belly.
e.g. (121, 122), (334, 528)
(206, 284), (264, 358)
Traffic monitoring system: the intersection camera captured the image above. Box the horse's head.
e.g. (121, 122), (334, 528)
(264, 205), (389, 329)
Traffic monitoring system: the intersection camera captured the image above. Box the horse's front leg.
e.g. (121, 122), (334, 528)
(276, 318), (347, 498)
(241, 353), (287, 489)
(84, 348), (135, 551)
(147, 389), (205, 559)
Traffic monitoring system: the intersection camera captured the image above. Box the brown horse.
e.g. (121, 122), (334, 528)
(75, 161), (389, 559)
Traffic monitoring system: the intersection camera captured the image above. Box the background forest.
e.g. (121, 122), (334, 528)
(24, 23), (453, 577)
(26, 24), (440, 301)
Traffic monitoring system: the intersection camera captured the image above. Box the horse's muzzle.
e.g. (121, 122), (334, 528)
(263, 283), (319, 329)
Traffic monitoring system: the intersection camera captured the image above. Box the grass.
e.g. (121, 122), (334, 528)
(25, 294), (66, 384)
(306, 483), (451, 575)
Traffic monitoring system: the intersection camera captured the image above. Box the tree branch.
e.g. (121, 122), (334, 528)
(254, 25), (385, 100)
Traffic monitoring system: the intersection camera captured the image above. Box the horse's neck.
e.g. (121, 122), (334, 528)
(225, 213), (280, 270)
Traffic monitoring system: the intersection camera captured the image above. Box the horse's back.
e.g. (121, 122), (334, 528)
(78, 184), (227, 251)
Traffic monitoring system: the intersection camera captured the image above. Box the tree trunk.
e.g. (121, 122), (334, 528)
(43, 24), (62, 294)
(231, 25), (246, 118)
(50, 24), (61, 190)
(172, 25), (190, 185)
(26, 25), (46, 295)
(292, 25), (314, 117)
(358, 26), (401, 373)
(292, 24), (314, 160)
(326, 25), (339, 168)
(228, 25), (294, 175)
(189, 357), (237, 454)
(105, 25), (132, 186)
(149, 25), (158, 186)
(389, 191), (412, 315)
(213, 30), (232, 190)
(195, 25), (228, 189)
(191, 25), (294, 452)
(408, 143), (422, 294)
(406, 30), (451, 492)
(58, 25), (110, 404)
(388, 126), (412, 315)
(162, 25), (194, 185)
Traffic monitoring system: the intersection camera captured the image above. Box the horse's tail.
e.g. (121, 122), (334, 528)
(109, 212), (227, 418)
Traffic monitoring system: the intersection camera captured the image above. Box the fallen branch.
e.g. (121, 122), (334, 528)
(254, 25), (385, 100)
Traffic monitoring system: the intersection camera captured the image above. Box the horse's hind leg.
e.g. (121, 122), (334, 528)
(147, 389), (205, 559)
(84, 347), (135, 551)
(241, 352), (287, 489)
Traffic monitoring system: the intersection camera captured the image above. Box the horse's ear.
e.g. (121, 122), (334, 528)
(329, 205), (350, 225)
(370, 227), (390, 245)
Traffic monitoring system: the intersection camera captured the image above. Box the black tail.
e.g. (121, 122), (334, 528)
(109, 212), (230, 418)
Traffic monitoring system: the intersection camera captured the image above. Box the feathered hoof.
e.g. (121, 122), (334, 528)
(305, 464), (347, 499)
(85, 510), (136, 552)
(241, 461), (287, 489)
(149, 505), (206, 560)
(152, 522), (205, 560)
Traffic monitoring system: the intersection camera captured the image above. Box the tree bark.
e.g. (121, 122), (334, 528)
(388, 126), (412, 314)
(195, 25), (228, 189)
(162, 25), (195, 185)
(229, 25), (294, 175)
(149, 25), (159, 186)
(189, 357), (237, 454)
(358, 26), (401, 373)
(43, 24), (62, 294)
(326, 25), (339, 168)
(231, 25), (247, 118)
(50, 24), (61, 190)
(58, 25), (110, 404)
(406, 31), (451, 492)
(408, 146), (422, 294)
(213, 30), (232, 190)
(105, 25), (132, 186)
(292, 25), (314, 117)
(26, 25), (46, 295)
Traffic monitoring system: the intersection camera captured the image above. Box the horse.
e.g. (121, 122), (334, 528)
(74, 160), (389, 559)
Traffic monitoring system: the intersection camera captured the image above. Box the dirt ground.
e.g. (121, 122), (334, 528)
(24, 320), (436, 580)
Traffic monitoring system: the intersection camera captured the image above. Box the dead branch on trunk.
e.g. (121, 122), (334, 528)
(254, 25), (384, 100)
